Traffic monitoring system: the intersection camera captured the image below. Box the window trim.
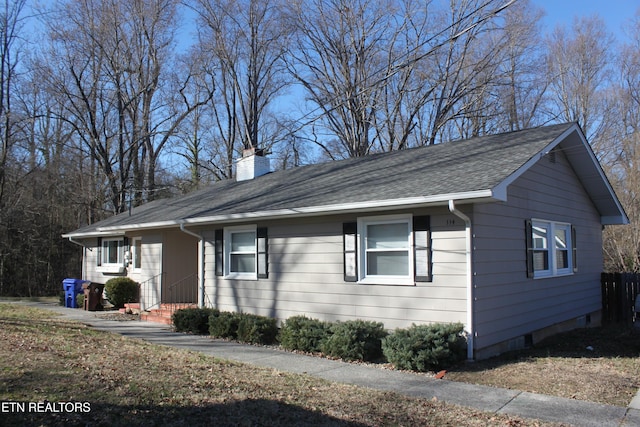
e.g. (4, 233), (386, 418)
(357, 214), (414, 286)
(224, 225), (258, 280)
(527, 219), (574, 279)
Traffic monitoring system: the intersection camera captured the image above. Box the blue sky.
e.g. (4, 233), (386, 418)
(533, 0), (638, 40)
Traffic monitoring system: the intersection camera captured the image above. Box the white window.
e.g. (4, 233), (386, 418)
(101, 238), (124, 266)
(131, 238), (142, 270)
(530, 220), (573, 278)
(225, 227), (257, 278)
(97, 237), (126, 273)
(358, 215), (413, 285)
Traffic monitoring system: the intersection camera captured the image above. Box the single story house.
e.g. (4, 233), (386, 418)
(63, 122), (628, 359)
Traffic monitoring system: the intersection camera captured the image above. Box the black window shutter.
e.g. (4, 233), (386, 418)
(572, 225), (577, 273)
(257, 227), (268, 279)
(414, 216), (432, 282)
(97, 237), (102, 266)
(343, 222), (358, 282)
(214, 229), (224, 276)
(525, 219), (534, 278)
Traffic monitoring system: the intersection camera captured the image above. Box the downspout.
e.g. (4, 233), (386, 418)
(448, 200), (474, 360)
(179, 223), (205, 308)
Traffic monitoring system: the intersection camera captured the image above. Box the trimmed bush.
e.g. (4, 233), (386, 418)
(172, 308), (219, 334)
(237, 313), (279, 345)
(279, 316), (331, 353)
(209, 311), (242, 339)
(76, 293), (85, 309)
(321, 320), (387, 361)
(104, 277), (138, 309)
(382, 322), (466, 372)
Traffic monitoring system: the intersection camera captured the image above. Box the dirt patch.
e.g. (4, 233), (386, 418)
(95, 312), (140, 321)
(444, 325), (640, 407)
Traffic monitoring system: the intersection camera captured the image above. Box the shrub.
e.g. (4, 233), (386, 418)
(237, 313), (279, 345)
(209, 311), (242, 339)
(382, 322), (466, 372)
(279, 316), (331, 353)
(104, 277), (139, 309)
(172, 308), (219, 334)
(76, 293), (85, 309)
(321, 320), (387, 361)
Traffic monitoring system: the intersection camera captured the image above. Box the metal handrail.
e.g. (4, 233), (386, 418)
(138, 272), (200, 313)
(165, 273), (198, 311)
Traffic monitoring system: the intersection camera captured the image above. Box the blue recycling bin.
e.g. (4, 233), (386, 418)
(63, 278), (87, 308)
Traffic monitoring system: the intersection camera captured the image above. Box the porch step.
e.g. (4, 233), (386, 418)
(139, 303), (197, 325)
(120, 303), (141, 314)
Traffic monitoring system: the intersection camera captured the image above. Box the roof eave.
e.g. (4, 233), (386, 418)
(64, 190), (498, 237)
(61, 230), (127, 239)
(492, 123), (629, 226)
(602, 215), (630, 226)
(182, 189), (498, 226)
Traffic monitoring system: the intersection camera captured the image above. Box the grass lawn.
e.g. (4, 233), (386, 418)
(0, 303), (562, 427)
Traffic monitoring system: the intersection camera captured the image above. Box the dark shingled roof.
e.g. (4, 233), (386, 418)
(64, 122), (625, 237)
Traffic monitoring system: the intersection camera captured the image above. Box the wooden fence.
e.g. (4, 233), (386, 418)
(601, 272), (640, 323)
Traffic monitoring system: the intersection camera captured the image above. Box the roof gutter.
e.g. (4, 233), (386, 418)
(70, 190), (497, 237)
(449, 199), (474, 361)
(179, 223), (205, 309)
(67, 237), (92, 251)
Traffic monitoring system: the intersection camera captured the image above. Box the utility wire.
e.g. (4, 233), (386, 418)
(286, 0), (517, 137)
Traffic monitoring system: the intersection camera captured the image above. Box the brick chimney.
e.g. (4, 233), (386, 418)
(236, 147), (270, 181)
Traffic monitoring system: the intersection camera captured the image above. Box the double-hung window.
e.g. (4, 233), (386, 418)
(527, 219), (575, 278)
(345, 214), (430, 286)
(364, 219), (411, 278)
(217, 226), (268, 279)
(97, 237), (126, 273)
(227, 228), (257, 277)
(343, 215), (431, 285)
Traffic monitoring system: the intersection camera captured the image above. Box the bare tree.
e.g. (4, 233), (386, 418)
(0, 0), (27, 209)
(42, 0), (139, 216)
(602, 15), (640, 272)
(494, 0), (547, 132)
(419, 0), (513, 144)
(373, 0), (438, 151)
(42, 0), (211, 213)
(125, 1), (214, 202)
(0, 0), (28, 295)
(545, 15), (614, 142)
(286, 0), (395, 158)
(287, 0), (515, 158)
(190, 0), (291, 178)
(169, 48), (222, 188)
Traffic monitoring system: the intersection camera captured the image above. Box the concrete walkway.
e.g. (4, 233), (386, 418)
(11, 301), (640, 427)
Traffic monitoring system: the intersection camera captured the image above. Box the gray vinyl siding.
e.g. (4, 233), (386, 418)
(82, 238), (101, 283)
(202, 211), (468, 330)
(472, 150), (603, 351)
(128, 233), (163, 282)
(135, 234), (163, 309)
(79, 233), (164, 305)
